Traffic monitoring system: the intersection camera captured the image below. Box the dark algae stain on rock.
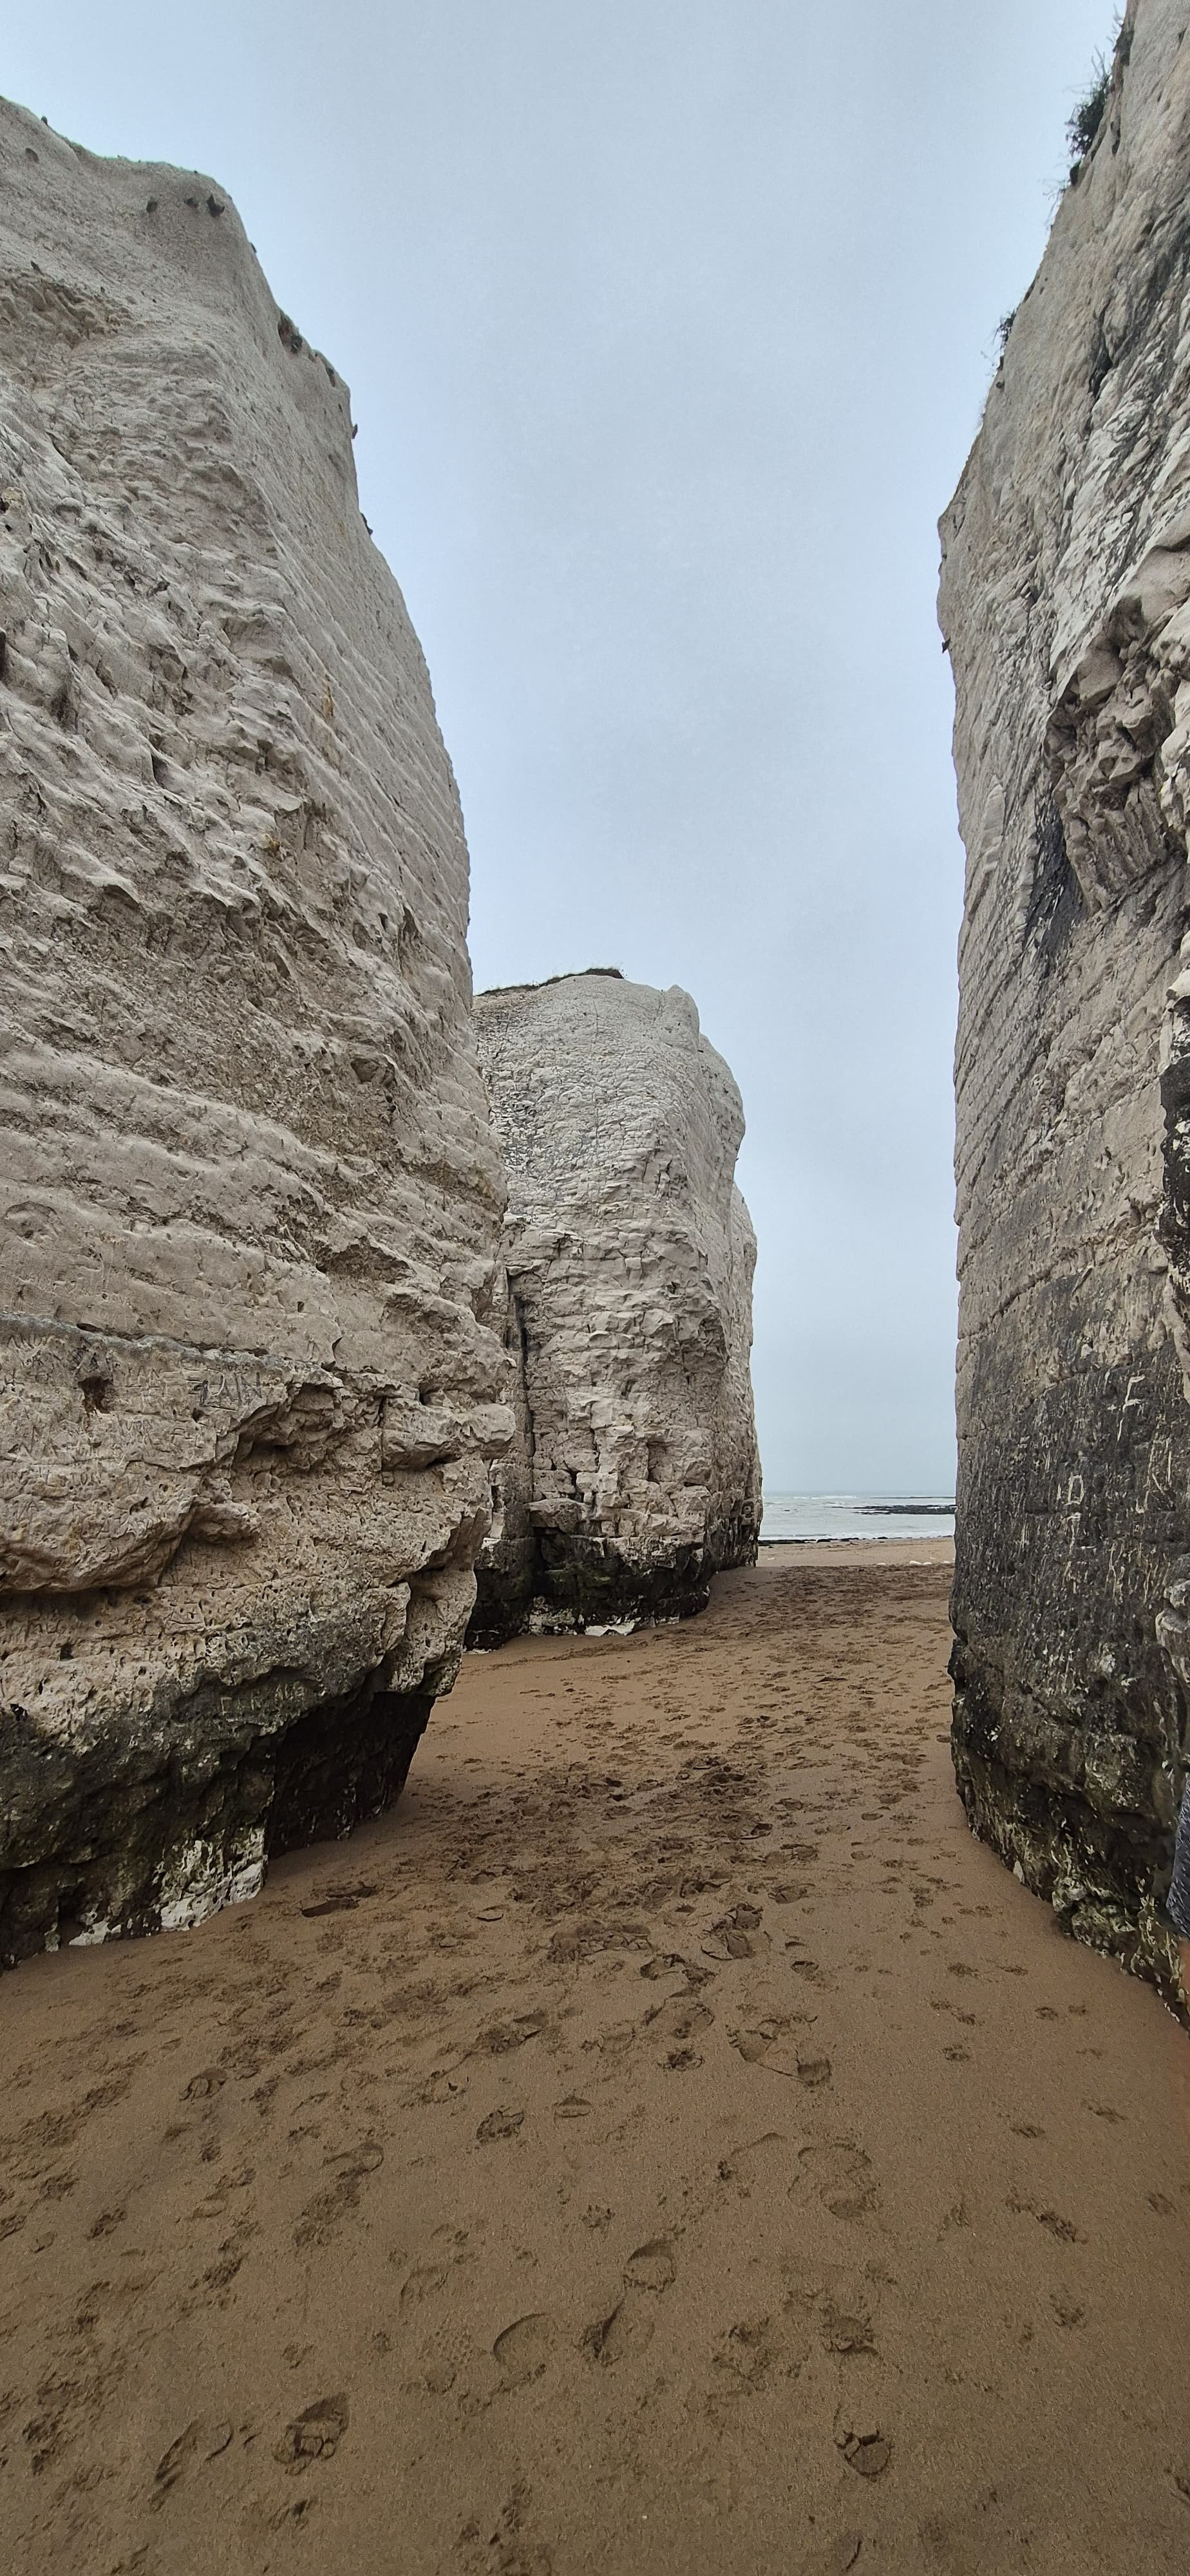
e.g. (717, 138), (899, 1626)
(0, 1607), (437, 1962)
(942, 0), (1190, 1998)
(949, 1332), (1187, 1984)
(469, 1530), (728, 1650)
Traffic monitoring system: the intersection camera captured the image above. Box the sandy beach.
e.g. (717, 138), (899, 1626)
(3, 1546), (1189, 2575)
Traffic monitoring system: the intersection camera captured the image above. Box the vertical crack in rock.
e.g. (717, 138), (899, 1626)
(0, 102), (509, 1961)
(942, 0), (1190, 1996)
(468, 972), (761, 1645)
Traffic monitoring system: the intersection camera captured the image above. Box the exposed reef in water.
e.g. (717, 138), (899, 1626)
(470, 972), (761, 1645)
(941, 0), (1190, 1996)
(0, 100), (509, 1960)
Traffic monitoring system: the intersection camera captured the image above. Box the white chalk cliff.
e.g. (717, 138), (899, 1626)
(942, 0), (1190, 1989)
(0, 102), (509, 1958)
(471, 972), (760, 1640)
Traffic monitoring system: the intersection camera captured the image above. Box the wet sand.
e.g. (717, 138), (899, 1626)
(3, 1548), (1189, 2575)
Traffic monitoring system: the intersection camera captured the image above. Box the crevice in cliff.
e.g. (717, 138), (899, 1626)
(513, 1288), (536, 1482)
(1023, 784), (1083, 969)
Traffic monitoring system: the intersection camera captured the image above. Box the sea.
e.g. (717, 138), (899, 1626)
(760, 1492), (955, 1544)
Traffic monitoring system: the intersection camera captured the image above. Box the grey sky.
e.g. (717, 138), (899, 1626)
(6, 1), (1120, 1492)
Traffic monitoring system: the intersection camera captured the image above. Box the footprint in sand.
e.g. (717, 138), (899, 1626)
(398, 2228), (474, 2308)
(87, 2205), (126, 2240)
(647, 1996), (715, 2046)
(704, 1904), (771, 1962)
(408, 2319), (473, 2393)
(457, 2482), (554, 2576)
(718, 2130), (791, 2195)
(728, 2025), (831, 2087)
(585, 2021), (639, 2061)
(274, 2394), (349, 2467)
(474, 2014), (545, 2057)
(623, 2239), (676, 2293)
(786, 1953), (830, 1986)
(791, 2142), (878, 2224)
(294, 2136), (384, 2247)
(712, 2316), (777, 2390)
(833, 2402), (892, 2479)
(1005, 2194), (1086, 2246)
(581, 2239), (676, 2367)
(493, 2313), (556, 2389)
(476, 2107), (525, 2144)
(732, 2029), (779, 2065)
(408, 2069), (468, 2108)
(299, 1882), (377, 1918)
(583, 2295), (656, 2366)
(154, 2416), (234, 2497)
(798, 2054), (833, 2089)
(182, 2069), (226, 2102)
(817, 2291), (877, 2356)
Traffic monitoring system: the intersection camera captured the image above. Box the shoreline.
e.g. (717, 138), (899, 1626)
(758, 1532), (954, 1565)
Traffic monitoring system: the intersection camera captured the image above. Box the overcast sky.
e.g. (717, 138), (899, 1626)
(6, 1), (1120, 1492)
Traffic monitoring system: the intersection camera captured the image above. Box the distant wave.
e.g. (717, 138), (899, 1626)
(759, 1492), (955, 1543)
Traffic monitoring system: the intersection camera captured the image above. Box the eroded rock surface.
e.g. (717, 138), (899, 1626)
(0, 102), (508, 1958)
(941, 0), (1190, 1989)
(471, 972), (760, 1642)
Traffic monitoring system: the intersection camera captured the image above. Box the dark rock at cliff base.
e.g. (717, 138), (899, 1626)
(469, 1536), (719, 1649)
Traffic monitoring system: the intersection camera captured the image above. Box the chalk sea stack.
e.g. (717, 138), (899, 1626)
(0, 102), (509, 1960)
(471, 972), (761, 1643)
(943, 0), (1190, 1988)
